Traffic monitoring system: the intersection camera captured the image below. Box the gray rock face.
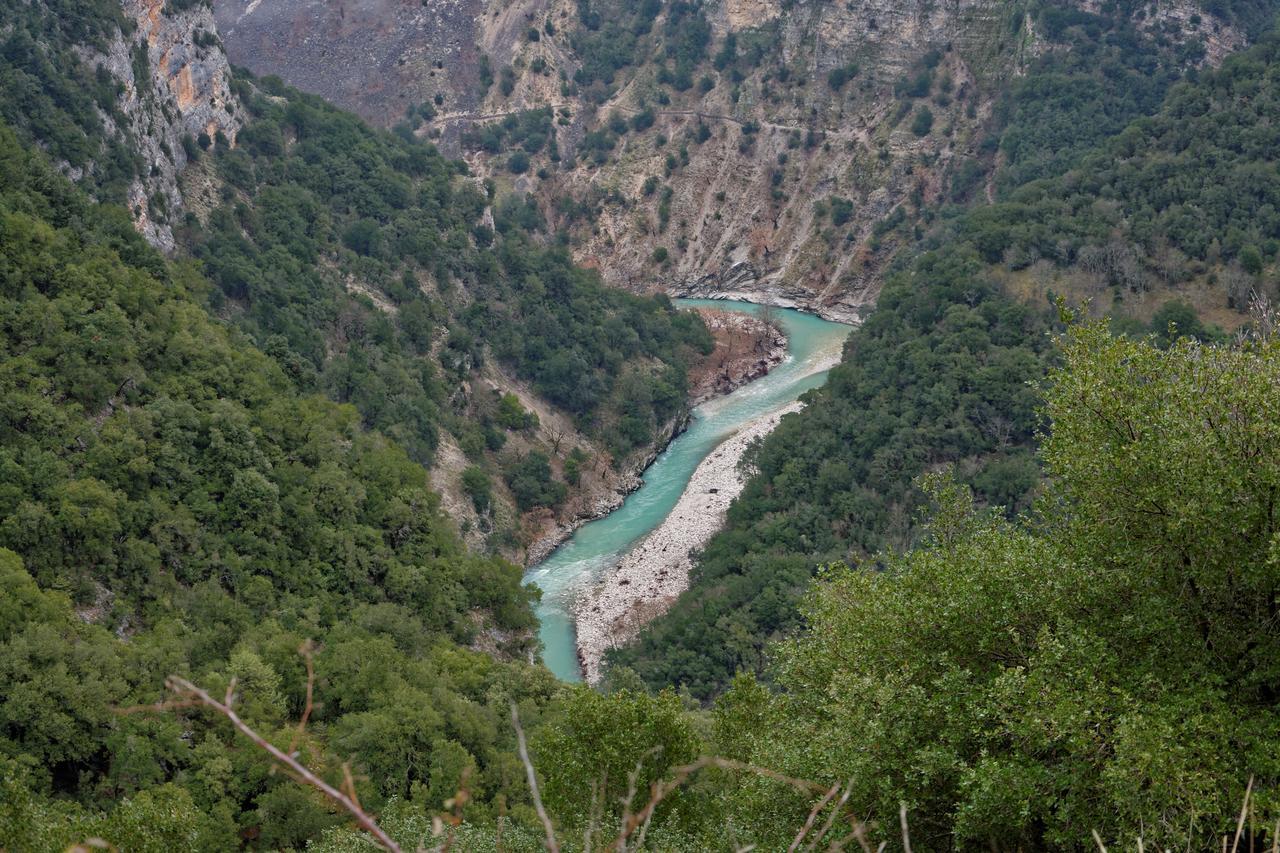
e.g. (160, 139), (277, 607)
(199, 0), (1020, 318)
(201, 0), (1244, 317)
(83, 0), (243, 249)
(212, 0), (489, 126)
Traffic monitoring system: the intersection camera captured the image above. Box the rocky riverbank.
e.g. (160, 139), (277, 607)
(687, 308), (788, 405)
(523, 306), (787, 566)
(573, 400), (804, 683)
(523, 412), (687, 566)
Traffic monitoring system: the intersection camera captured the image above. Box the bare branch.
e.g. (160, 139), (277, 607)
(789, 783), (841, 851)
(163, 676), (402, 853)
(511, 703), (560, 853)
(828, 819), (876, 853)
(1232, 777), (1254, 853)
(614, 748), (661, 852)
(805, 780), (854, 852)
(631, 802), (658, 852)
(341, 763), (363, 815)
(584, 777), (603, 853)
(617, 756), (835, 845)
(287, 639), (316, 757)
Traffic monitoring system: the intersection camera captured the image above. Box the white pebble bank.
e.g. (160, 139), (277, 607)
(573, 401), (805, 683)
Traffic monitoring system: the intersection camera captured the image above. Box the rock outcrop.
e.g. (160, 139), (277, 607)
(213, 0), (493, 127)
(208, 0), (1244, 316)
(687, 307), (787, 405)
(81, 0), (243, 250)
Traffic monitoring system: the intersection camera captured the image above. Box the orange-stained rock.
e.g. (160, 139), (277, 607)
(77, 0), (244, 250)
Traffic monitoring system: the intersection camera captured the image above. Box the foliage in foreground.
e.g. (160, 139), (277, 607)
(613, 17), (1280, 700)
(713, 323), (1280, 849)
(237, 323), (1280, 851)
(0, 124), (562, 848)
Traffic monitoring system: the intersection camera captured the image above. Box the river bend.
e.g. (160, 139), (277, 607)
(523, 299), (851, 681)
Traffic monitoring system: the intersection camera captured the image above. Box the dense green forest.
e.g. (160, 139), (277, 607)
(612, 7), (1280, 699)
(194, 75), (710, 468)
(0, 5), (714, 847)
(0, 125), (570, 847)
(991, 0), (1279, 193)
(0, 119), (698, 851)
(959, 38), (1280, 285)
(0, 3), (713, 551)
(8, 0), (1280, 849)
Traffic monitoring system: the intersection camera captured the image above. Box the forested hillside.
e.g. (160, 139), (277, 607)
(9, 1), (1280, 850)
(613, 15), (1280, 697)
(188, 72), (711, 548)
(196, 73), (711, 463)
(0, 1), (706, 845)
(0, 0), (715, 557)
(0, 125), (566, 847)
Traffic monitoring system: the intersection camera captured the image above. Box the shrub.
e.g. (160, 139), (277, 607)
(911, 106), (934, 136)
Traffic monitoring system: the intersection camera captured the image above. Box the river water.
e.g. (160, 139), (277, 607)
(523, 299), (852, 681)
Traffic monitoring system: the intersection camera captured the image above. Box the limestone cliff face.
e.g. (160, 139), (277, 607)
(538, 0), (1020, 321)
(209, 0), (1244, 319)
(83, 0), (243, 249)
(210, 0), (579, 155)
(208, 0), (1008, 318)
(213, 0), (491, 126)
(537, 0), (1242, 321)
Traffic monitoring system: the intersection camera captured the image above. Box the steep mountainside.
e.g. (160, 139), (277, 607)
(0, 122), (559, 850)
(213, 0), (494, 126)
(614, 21), (1280, 698)
(0, 0), (242, 249)
(212, 0), (1249, 319)
(2, 0), (736, 564)
(176, 71), (718, 562)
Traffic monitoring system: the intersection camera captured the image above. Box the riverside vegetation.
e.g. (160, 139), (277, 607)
(5, 0), (1280, 849)
(612, 4), (1280, 699)
(0, 0), (715, 554)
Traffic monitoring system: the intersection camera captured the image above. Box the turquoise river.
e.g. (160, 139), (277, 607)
(524, 299), (852, 681)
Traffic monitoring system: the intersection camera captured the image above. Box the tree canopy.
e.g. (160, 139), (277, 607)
(711, 323), (1280, 849)
(0, 125), (563, 847)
